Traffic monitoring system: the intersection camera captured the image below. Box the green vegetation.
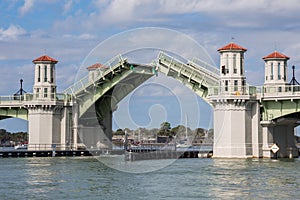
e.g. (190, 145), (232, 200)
(114, 129), (125, 135)
(0, 129), (28, 146)
(112, 122), (214, 145)
(157, 122), (175, 137)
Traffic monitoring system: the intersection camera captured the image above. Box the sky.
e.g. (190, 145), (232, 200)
(1, 0), (300, 132)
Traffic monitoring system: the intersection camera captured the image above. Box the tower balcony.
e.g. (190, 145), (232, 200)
(208, 85), (257, 98)
(0, 93), (71, 106)
(257, 84), (300, 100)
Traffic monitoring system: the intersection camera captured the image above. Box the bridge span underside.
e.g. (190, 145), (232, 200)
(77, 71), (153, 149)
(259, 98), (300, 158)
(261, 112), (300, 158)
(0, 107), (28, 121)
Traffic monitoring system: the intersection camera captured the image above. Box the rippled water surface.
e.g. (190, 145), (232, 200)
(0, 156), (299, 199)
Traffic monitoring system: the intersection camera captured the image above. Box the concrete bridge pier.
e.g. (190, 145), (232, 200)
(27, 103), (72, 150)
(75, 110), (113, 150)
(212, 98), (257, 158)
(99, 110), (113, 150)
(72, 101), (79, 150)
(261, 120), (298, 158)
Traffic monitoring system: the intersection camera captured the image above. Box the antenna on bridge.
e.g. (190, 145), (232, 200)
(289, 65), (300, 85)
(14, 79), (27, 96)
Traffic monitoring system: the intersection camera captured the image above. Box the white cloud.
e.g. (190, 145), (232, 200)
(93, 0), (300, 23)
(0, 24), (26, 40)
(63, 33), (96, 40)
(3, 0), (300, 95)
(99, 0), (142, 23)
(19, 0), (35, 15)
(78, 33), (96, 40)
(63, 0), (73, 14)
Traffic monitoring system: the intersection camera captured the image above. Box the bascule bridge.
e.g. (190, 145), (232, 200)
(0, 42), (299, 158)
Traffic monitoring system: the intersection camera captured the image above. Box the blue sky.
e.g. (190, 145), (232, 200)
(1, 0), (300, 132)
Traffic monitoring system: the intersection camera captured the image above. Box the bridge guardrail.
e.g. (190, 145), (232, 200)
(187, 60), (220, 83)
(157, 52), (219, 86)
(63, 54), (125, 96)
(0, 94), (33, 104)
(258, 84), (300, 98)
(208, 85), (257, 96)
(190, 57), (220, 76)
(0, 93), (70, 104)
(28, 143), (73, 151)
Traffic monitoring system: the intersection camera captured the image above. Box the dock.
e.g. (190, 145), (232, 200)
(0, 149), (124, 158)
(125, 150), (213, 161)
(0, 147), (212, 159)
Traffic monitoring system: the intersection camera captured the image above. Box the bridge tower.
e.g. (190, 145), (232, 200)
(263, 51), (289, 87)
(25, 55), (72, 150)
(261, 51), (298, 158)
(32, 55), (57, 99)
(218, 42), (247, 94)
(211, 42), (261, 158)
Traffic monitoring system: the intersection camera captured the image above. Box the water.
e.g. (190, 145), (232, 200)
(0, 156), (299, 199)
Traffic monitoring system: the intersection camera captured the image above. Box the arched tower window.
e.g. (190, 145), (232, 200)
(226, 54), (229, 73)
(50, 65), (54, 83)
(44, 65), (48, 82)
(38, 66), (41, 82)
(233, 54), (237, 73)
(278, 63), (281, 80)
(270, 62), (274, 80)
(284, 63), (287, 81)
(240, 53), (244, 75)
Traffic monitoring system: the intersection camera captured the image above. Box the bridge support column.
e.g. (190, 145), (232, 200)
(211, 98), (257, 158)
(99, 110), (113, 150)
(60, 107), (72, 150)
(261, 120), (298, 158)
(261, 121), (274, 158)
(72, 101), (79, 150)
(251, 102), (263, 157)
(76, 110), (113, 150)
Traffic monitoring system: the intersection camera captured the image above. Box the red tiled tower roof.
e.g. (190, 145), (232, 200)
(87, 63), (107, 71)
(32, 55), (58, 63)
(218, 42), (247, 52)
(262, 51), (290, 60)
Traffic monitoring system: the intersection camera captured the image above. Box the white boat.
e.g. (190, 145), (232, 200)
(176, 138), (192, 148)
(14, 144), (28, 150)
(176, 114), (192, 149)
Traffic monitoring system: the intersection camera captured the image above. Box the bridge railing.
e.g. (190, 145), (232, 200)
(30, 93), (71, 101)
(28, 143), (73, 151)
(157, 52), (219, 86)
(258, 84), (300, 98)
(63, 54), (125, 96)
(189, 57), (220, 76)
(0, 94), (33, 104)
(0, 93), (70, 104)
(208, 85), (257, 97)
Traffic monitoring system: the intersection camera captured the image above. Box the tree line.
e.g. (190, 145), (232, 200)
(113, 121), (214, 144)
(0, 129), (28, 146)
